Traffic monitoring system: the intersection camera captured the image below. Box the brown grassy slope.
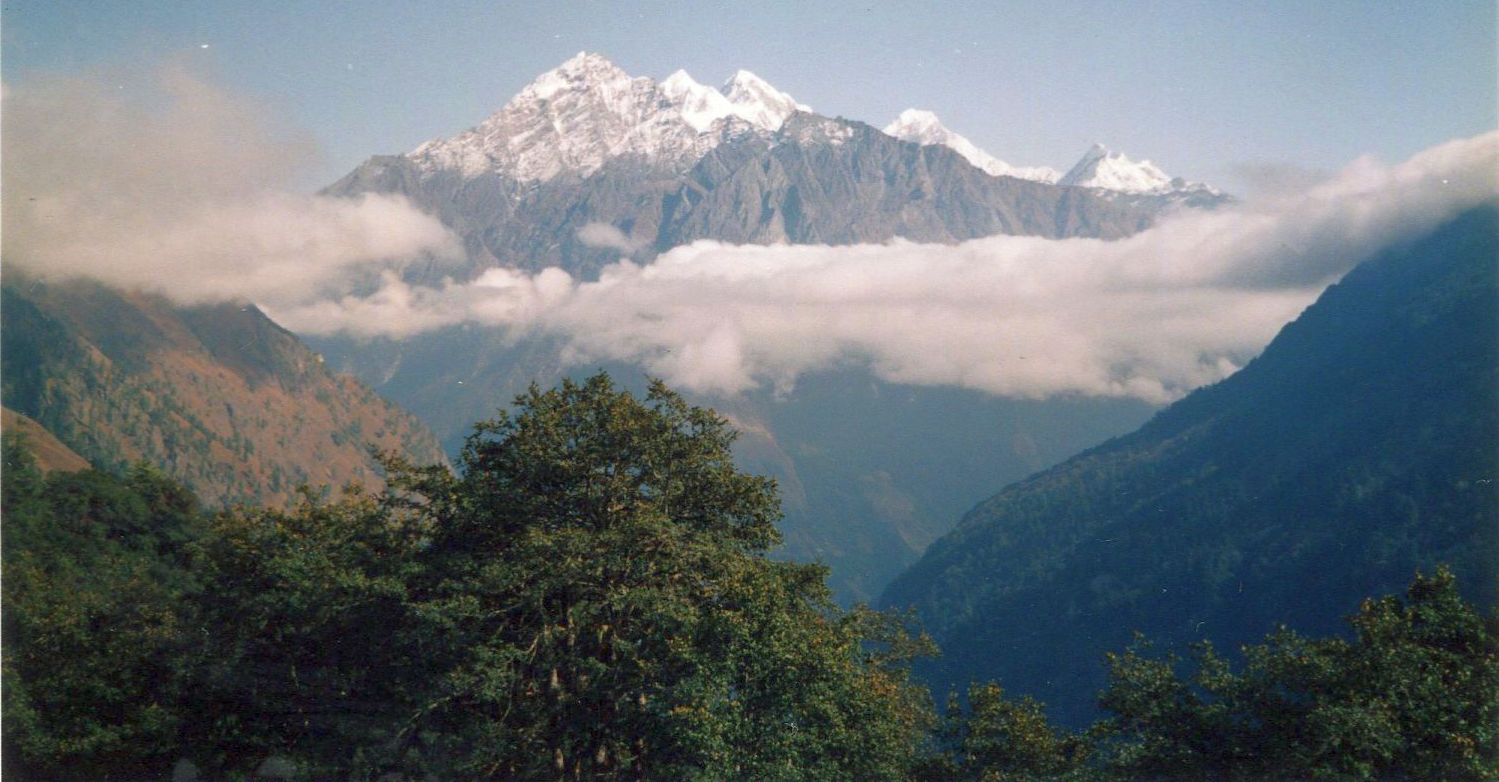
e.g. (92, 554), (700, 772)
(1, 407), (90, 473)
(1, 279), (447, 508)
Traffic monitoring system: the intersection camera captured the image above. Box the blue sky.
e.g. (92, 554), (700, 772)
(5, 1), (1495, 192)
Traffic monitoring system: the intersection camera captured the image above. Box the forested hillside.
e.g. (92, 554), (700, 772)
(884, 204), (1499, 725)
(1, 278), (446, 507)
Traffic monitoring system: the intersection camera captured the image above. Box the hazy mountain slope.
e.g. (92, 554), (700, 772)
(1, 280), (447, 507)
(882, 205), (1499, 724)
(738, 372), (1153, 600)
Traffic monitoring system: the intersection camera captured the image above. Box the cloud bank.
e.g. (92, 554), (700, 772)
(274, 132), (1498, 402)
(2, 67), (461, 305)
(6, 66), (1492, 403)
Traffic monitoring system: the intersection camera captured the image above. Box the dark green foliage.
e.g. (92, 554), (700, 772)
(907, 570), (1496, 782)
(1096, 568), (1499, 781)
(6, 371), (1494, 782)
(2, 432), (205, 782)
(31, 373), (933, 781)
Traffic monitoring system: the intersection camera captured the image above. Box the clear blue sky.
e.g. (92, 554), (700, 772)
(5, 1), (1494, 192)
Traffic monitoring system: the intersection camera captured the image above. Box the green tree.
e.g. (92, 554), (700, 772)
(1095, 567), (1499, 781)
(2, 434), (204, 782)
(383, 374), (935, 781)
(916, 681), (1087, 782)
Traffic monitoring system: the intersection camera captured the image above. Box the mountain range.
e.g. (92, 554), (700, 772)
(326, 52), (1225, 278)
(881, 204), (1499, 724)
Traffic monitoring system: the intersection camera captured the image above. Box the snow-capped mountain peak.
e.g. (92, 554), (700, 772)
(522, 51), (631, 101)
(883, 109), (1059, 183)
(1058, 143), (1184, 193)
(720, 70), (811, 130)
(409, 52), (719, 182)
(404, 54), (1219, 200)
(660, 68), (807, 134)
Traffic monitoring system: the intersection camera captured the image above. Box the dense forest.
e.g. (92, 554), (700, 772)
(4, 374), (1495, 781)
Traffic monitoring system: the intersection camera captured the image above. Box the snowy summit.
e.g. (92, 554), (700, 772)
(1057, 143), (1216, 195)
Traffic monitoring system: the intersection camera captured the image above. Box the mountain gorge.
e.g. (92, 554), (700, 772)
(313, 52), (1228, 600)
(881, 204), (1499, 724)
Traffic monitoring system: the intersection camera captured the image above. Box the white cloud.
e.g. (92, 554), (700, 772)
(2, 66), (461, 305)
(275, 132), (1497, 403)
(577, 222), (648, 254)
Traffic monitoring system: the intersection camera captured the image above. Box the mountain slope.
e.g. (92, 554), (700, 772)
(882, 204), (1499, 724)
(1, 407), (90, 473)
(1, 279), (447, 507)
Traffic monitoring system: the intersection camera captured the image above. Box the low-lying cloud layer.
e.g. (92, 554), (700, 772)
(3, 67), (461, 305)
(275, 132), (1498, 402)
(6, 67), (1494, 403)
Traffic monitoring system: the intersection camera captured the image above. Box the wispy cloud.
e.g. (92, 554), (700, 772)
(275, 133), (1498, 402)
(577, 222), (648, 254)
(2, 66), (461, 305)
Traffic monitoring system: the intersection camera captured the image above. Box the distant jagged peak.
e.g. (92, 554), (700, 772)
(1059, 142), (1219, 195)
(408, 54), (809, 182)
(659, 69), (740, 132)
(408, 52), (712, 182)
(883, 108), (1059, 183)
(660, 67), (807, 134)
(720, 69), (811, 131)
